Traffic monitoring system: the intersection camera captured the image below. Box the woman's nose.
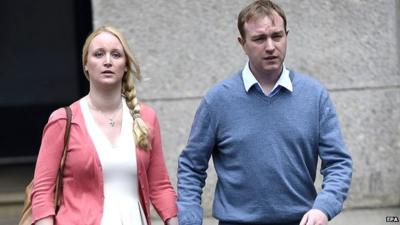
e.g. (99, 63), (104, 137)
(104, 54), (112, 67)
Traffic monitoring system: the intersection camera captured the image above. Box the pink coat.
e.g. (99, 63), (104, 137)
(31, 100), (177, 225)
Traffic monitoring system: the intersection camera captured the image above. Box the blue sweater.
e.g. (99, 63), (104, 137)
(177, 70), (352, 225)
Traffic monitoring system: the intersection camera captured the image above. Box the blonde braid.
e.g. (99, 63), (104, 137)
(122, 74), (151, 151)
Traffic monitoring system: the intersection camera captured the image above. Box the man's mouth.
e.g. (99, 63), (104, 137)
(264, 56), (277, 60)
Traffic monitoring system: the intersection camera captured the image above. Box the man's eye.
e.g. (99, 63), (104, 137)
(272, 34), (283, 41)
(253, 38), (265, 43)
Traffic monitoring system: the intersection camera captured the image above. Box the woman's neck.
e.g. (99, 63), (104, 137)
(88, 88), (122, 113)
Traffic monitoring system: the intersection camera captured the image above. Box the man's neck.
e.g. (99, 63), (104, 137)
(251, 67), (283, 95)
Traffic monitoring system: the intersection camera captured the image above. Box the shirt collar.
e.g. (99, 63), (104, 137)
(242, 61), (293, 94)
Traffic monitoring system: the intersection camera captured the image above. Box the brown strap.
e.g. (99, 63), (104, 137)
(54, 106), (72, 211)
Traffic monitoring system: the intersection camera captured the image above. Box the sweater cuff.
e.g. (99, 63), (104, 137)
(312, 194), (342, 220)
(177, 203), (203, 225)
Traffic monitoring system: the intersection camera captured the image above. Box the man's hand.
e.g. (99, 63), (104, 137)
(299, 209), (328, 225)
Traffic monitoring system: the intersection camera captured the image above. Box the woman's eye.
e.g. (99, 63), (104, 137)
(112, 52), (122, 58)
(94, 51), (104, 58)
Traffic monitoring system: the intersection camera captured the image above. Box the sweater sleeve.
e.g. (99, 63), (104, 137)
(147, 111), (178, 222)
(177, 99), (216, 225)
(31, 109), (68, 223)
(313, 90), (353, 220)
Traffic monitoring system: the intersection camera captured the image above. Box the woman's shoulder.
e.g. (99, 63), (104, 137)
(139, 102), (160, 128)
(140, 102), (156, 117)
(48, 100), (81, 123)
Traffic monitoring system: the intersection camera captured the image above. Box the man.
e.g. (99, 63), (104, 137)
(177, 1), (352, 225)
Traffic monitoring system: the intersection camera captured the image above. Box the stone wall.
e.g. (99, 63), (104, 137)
(92, 0), (400, 216)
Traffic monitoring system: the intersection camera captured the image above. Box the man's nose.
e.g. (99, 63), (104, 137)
(265, 38), (275, 52)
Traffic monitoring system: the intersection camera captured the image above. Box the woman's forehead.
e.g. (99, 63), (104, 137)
(89, 32), (123, 50)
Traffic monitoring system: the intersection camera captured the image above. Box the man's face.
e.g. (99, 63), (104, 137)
(239, 11), (288, 78)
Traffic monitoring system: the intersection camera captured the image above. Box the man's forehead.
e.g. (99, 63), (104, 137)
(244, 14), (285, 33)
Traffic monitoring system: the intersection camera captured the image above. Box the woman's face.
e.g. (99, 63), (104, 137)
(85, 32), (127, 88)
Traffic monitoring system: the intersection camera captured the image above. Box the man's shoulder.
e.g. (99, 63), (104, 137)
(289, 69), (327, 92)
(204, 71), (242, 100)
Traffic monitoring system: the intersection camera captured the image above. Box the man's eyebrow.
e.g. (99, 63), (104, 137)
(273, 30), (285, 35)
(250, 33), (267, 38)
(250, 30), (284, 38)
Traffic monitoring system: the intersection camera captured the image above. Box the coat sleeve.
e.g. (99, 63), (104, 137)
(313, 89), (353, 220)
(177, 99), (215, 225)
(31, 108), (67, 223)
(146, 110), (178, 222)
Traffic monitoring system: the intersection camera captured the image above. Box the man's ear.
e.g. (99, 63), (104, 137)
(238, 36), (245, 47)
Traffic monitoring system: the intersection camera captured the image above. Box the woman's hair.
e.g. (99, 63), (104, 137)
(237, 0), (287, 38)
(82, 26), (151, 150)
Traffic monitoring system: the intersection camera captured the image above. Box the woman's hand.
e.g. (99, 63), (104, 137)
(34, 216), (54, 225)
(166, 216), (179, 225)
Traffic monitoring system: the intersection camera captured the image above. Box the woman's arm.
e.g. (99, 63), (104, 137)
(146, 110), (178, 221)
(32, 109), (68, 224)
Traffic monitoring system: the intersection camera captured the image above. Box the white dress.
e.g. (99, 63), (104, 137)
(81, 97), (147, 225)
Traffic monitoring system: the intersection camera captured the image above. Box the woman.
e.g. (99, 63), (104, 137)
(31, 26), (178, 225)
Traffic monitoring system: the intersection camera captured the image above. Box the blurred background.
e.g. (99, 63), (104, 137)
(0, 0), (399, 224)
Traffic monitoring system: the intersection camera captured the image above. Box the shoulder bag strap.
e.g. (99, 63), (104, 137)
(54, 106), (72, 211)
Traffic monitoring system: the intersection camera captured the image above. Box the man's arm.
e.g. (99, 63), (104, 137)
(177, 99), (216, 225)
(311, 90), (353, 221)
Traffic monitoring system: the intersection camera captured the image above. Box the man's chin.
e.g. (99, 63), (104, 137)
(262, 66), (282, 75)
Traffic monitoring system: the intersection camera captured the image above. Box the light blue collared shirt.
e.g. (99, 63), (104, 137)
(242, 61), (293, 97)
